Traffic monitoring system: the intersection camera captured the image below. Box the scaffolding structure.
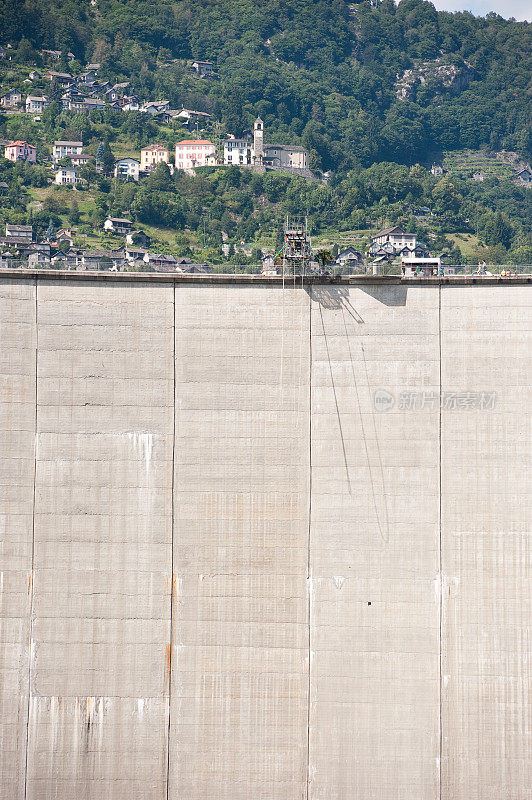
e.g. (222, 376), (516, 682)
(282, 215), (312, 277)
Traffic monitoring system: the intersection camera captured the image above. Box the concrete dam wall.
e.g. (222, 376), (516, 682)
(0, 274), (530, 799)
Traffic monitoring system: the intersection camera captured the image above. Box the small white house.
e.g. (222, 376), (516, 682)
(114, 158), (141, 181)
(224, 137), (252, 165)
(25, 95), (48, 113)
(103, 217), (134, 235)
(55, 167), (82, 186)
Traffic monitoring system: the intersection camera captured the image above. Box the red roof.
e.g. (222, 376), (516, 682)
(175, 140), (214, 146)
(141, 144), (168, 151)
(8, 141), (35, 147)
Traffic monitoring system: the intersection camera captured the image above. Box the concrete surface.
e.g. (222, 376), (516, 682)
(0, 276), (530, 799)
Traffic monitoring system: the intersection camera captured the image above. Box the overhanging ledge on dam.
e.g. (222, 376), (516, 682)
(1, 266), (531, 285)
(0, 274), (530, 800)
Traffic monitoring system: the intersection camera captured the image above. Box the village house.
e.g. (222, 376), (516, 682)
(104, 83), (129, 103)
(53, 229), (74, 247)
(1, 89), (22, 108)
(104, 218), (134, 235)
(191, 60), (214, 77)
(369, 226), (417, 253)
(175, 139), (216, 171)
(143, 252), (178, 270)
(61, 87), (85, 109)
(28, 249), (51, 268)
(6, 224), (33, 243)
(140, 144), (170, 171)
(55, 167), (82, 186)
(224, 137), (252, 166)
(41, 49), (62, 61)
(4, 141), (37, 163)
(51, 248), (81, 269)
(53, 140), (83, 161)
(82, 249), (125, 270)
(121, 96), (140, 111)
(175, 107), (213, 126)
(515, 168), (532, 185)
(44, 71), (74, 87)
(430, 164), (446, 177)
(126, 230), (151, 247)
(70, 153), (93, 168)
(124, 246), (147, 262)
(140, 100), (170, 115)
(114, 158), (141, 181)
(335, 247), (364, 270)
(25, 95), (49, 114)
(82, 97), (105, 112)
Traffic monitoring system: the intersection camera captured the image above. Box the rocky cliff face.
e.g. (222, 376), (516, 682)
(395, 58), (475, 101)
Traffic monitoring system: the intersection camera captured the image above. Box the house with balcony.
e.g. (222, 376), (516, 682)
(55, 167), (83, 186)
(104, 218), (134, 235)
(175, 107), (213, 126)
(143, 252), (178, 270)
(114, 158), (141, 181)
(335, 247), (364, 270)
(140, 100), (170, 115)
(369, 226), (416, 254)
(6, 224), (33, 243)
(53, 140), (83, 161)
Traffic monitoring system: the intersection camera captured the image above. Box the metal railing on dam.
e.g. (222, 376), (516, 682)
(0, 273), (530, 800)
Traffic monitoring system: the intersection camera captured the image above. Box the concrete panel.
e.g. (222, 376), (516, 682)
(26, 281), (174, 800)
(1, 276), (530, 799)
(308, 285), (441, 800)
(0, 278), (36, 800)
(440, 286), (531, 800)
(168, 286), (310, 800)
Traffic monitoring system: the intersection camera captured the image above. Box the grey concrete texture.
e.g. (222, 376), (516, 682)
(0, 277), (530, 799)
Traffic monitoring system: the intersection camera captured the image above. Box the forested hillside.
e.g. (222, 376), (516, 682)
(3, 0), (531, 171)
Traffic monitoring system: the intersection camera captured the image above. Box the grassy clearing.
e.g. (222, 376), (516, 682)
(447, 232), (481, 257)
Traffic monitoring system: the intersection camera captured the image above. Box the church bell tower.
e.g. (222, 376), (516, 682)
(253, 117), (264, 164)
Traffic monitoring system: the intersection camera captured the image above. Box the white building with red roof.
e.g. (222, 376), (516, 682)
(175, 139), (216, 171)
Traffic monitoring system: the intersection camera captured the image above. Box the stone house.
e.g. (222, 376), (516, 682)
(191, 60), (214, 77)
(1, 89), (22, 108)
(6, 224), (33, 243)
